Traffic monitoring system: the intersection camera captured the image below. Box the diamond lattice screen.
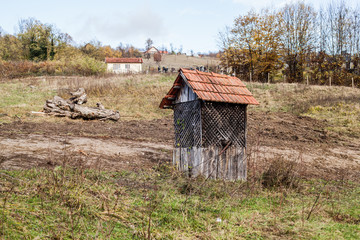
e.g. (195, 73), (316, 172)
(173, 100), (202, 148)
(201, 102), (247, 147)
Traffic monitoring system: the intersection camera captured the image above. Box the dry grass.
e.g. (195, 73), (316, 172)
(246, 82), (360, 137)
(1, 75), (359, 138)
(1, 76), (360, 239)
(55, 74), (175, 120)
(1, 158), (359, 239)
(142, 55), (220, 70)
(0, 74), (175, 122)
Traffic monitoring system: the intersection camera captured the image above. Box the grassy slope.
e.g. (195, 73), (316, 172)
(1, 75), (360, 239)
(142, 55), (221, 70)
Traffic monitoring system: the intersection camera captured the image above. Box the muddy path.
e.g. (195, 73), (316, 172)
(0, 111), (359, 181)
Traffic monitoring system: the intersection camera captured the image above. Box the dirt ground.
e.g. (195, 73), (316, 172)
(1, 111), (359, 181)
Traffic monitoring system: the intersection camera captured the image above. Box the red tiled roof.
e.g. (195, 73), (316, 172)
(159, 68), (259, 108)
(144, 47), (159, 53)
(105, 57), (143, 63)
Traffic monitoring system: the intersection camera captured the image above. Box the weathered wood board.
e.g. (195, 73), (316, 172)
(173, 146), (246, 180)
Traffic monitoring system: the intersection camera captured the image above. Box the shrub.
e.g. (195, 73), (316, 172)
(0, 57), (107, 79)
(261, 158), (299, 189)
(68, 56), (106, 76)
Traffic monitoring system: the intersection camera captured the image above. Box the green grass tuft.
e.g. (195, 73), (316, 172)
(1, 164), (359, 239)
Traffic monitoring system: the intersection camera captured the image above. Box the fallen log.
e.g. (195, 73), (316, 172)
(69, 87), (87, 104)
(43, 89), (120, 121)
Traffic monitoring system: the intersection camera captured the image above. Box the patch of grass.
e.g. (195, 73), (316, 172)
(1, 163), (359, 239)
(245, 82), (360, 137)
(1, 75), (359, 137)
(304, 102), (360, 137)
(0, 81), (56, 122)
(0, 74), (175, 122)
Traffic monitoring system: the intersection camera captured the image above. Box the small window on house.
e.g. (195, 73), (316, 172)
(125, 64), (130, 69)
(113, 64), (121, 70)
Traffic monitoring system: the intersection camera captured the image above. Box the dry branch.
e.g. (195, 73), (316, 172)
(43, 89), (120, 121)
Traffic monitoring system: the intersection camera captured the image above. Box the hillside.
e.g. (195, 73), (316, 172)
(142, 54), (221, 71)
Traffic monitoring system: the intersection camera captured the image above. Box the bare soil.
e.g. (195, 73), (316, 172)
(1, 111), (359, 181)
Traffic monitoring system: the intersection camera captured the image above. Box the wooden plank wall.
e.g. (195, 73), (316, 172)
(173, 146), (246, 180)
(175, 81), (197, 104)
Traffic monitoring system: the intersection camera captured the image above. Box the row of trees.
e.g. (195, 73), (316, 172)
(0, 18), (141, 63)
(219, 1), (360, 86)
(0, 18), (146, 77)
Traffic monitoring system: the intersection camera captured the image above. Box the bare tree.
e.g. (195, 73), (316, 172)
(280, 2), (316, 82)
(232, 11), (259, 78)
(145, 38), (153, 51)
(170, 43), (176, 54)
(178, 45), (183, 54)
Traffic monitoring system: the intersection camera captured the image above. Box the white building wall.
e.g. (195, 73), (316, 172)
(107, 63), (114, 72)
(107, 63), (142, 74)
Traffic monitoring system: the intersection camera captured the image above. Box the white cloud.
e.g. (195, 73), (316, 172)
(75, 6), (166, 45)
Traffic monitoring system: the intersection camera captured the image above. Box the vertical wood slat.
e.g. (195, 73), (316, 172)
(212, 147), (218, 179)
(218, 148), (223, 179)
(181, 149), (188, 172)
(173, 148), (179, 167)
(242, 148), (247, 180)
(173, 146), (247, 180)
(188, 148), (194, 176)
(172, 100), (248, 180)
(201, 147), (208, 178)
(193, 147), (201, 176)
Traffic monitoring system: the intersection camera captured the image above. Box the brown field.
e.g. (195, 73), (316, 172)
(1, 74), (360, 239)
(0, 76), (359, 181)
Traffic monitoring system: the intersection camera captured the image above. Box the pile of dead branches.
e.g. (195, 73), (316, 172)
(44, 88), (120, 121)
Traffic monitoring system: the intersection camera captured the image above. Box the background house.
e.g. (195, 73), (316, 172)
(144, 47), (169, 56)
(105, 58), (143, 74)
(144, 47), (159, 55)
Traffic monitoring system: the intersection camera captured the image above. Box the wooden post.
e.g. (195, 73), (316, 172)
(307, 75), (309, 85)
(267, 73), (270, 84)
(284, 75), (286, 83)
(329, 76), (332, 86)
(352, 77), (354, 88)
(250, 72), (252, 82)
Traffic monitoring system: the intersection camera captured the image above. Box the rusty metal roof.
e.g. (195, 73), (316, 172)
(105, 58), (143, 63)
(160, 68), (259, 109)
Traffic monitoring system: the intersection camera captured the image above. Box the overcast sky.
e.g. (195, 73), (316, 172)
(0, 0), (359, 54)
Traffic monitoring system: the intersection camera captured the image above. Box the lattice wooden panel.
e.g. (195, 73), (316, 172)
(173, 100), (202, 148)
(201, 102), (247, 147)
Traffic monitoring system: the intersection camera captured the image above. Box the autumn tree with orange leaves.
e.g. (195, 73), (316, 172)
(221, 10), (282, 82)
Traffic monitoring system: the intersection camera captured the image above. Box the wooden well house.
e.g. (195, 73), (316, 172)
(160, 69), (259, 180)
